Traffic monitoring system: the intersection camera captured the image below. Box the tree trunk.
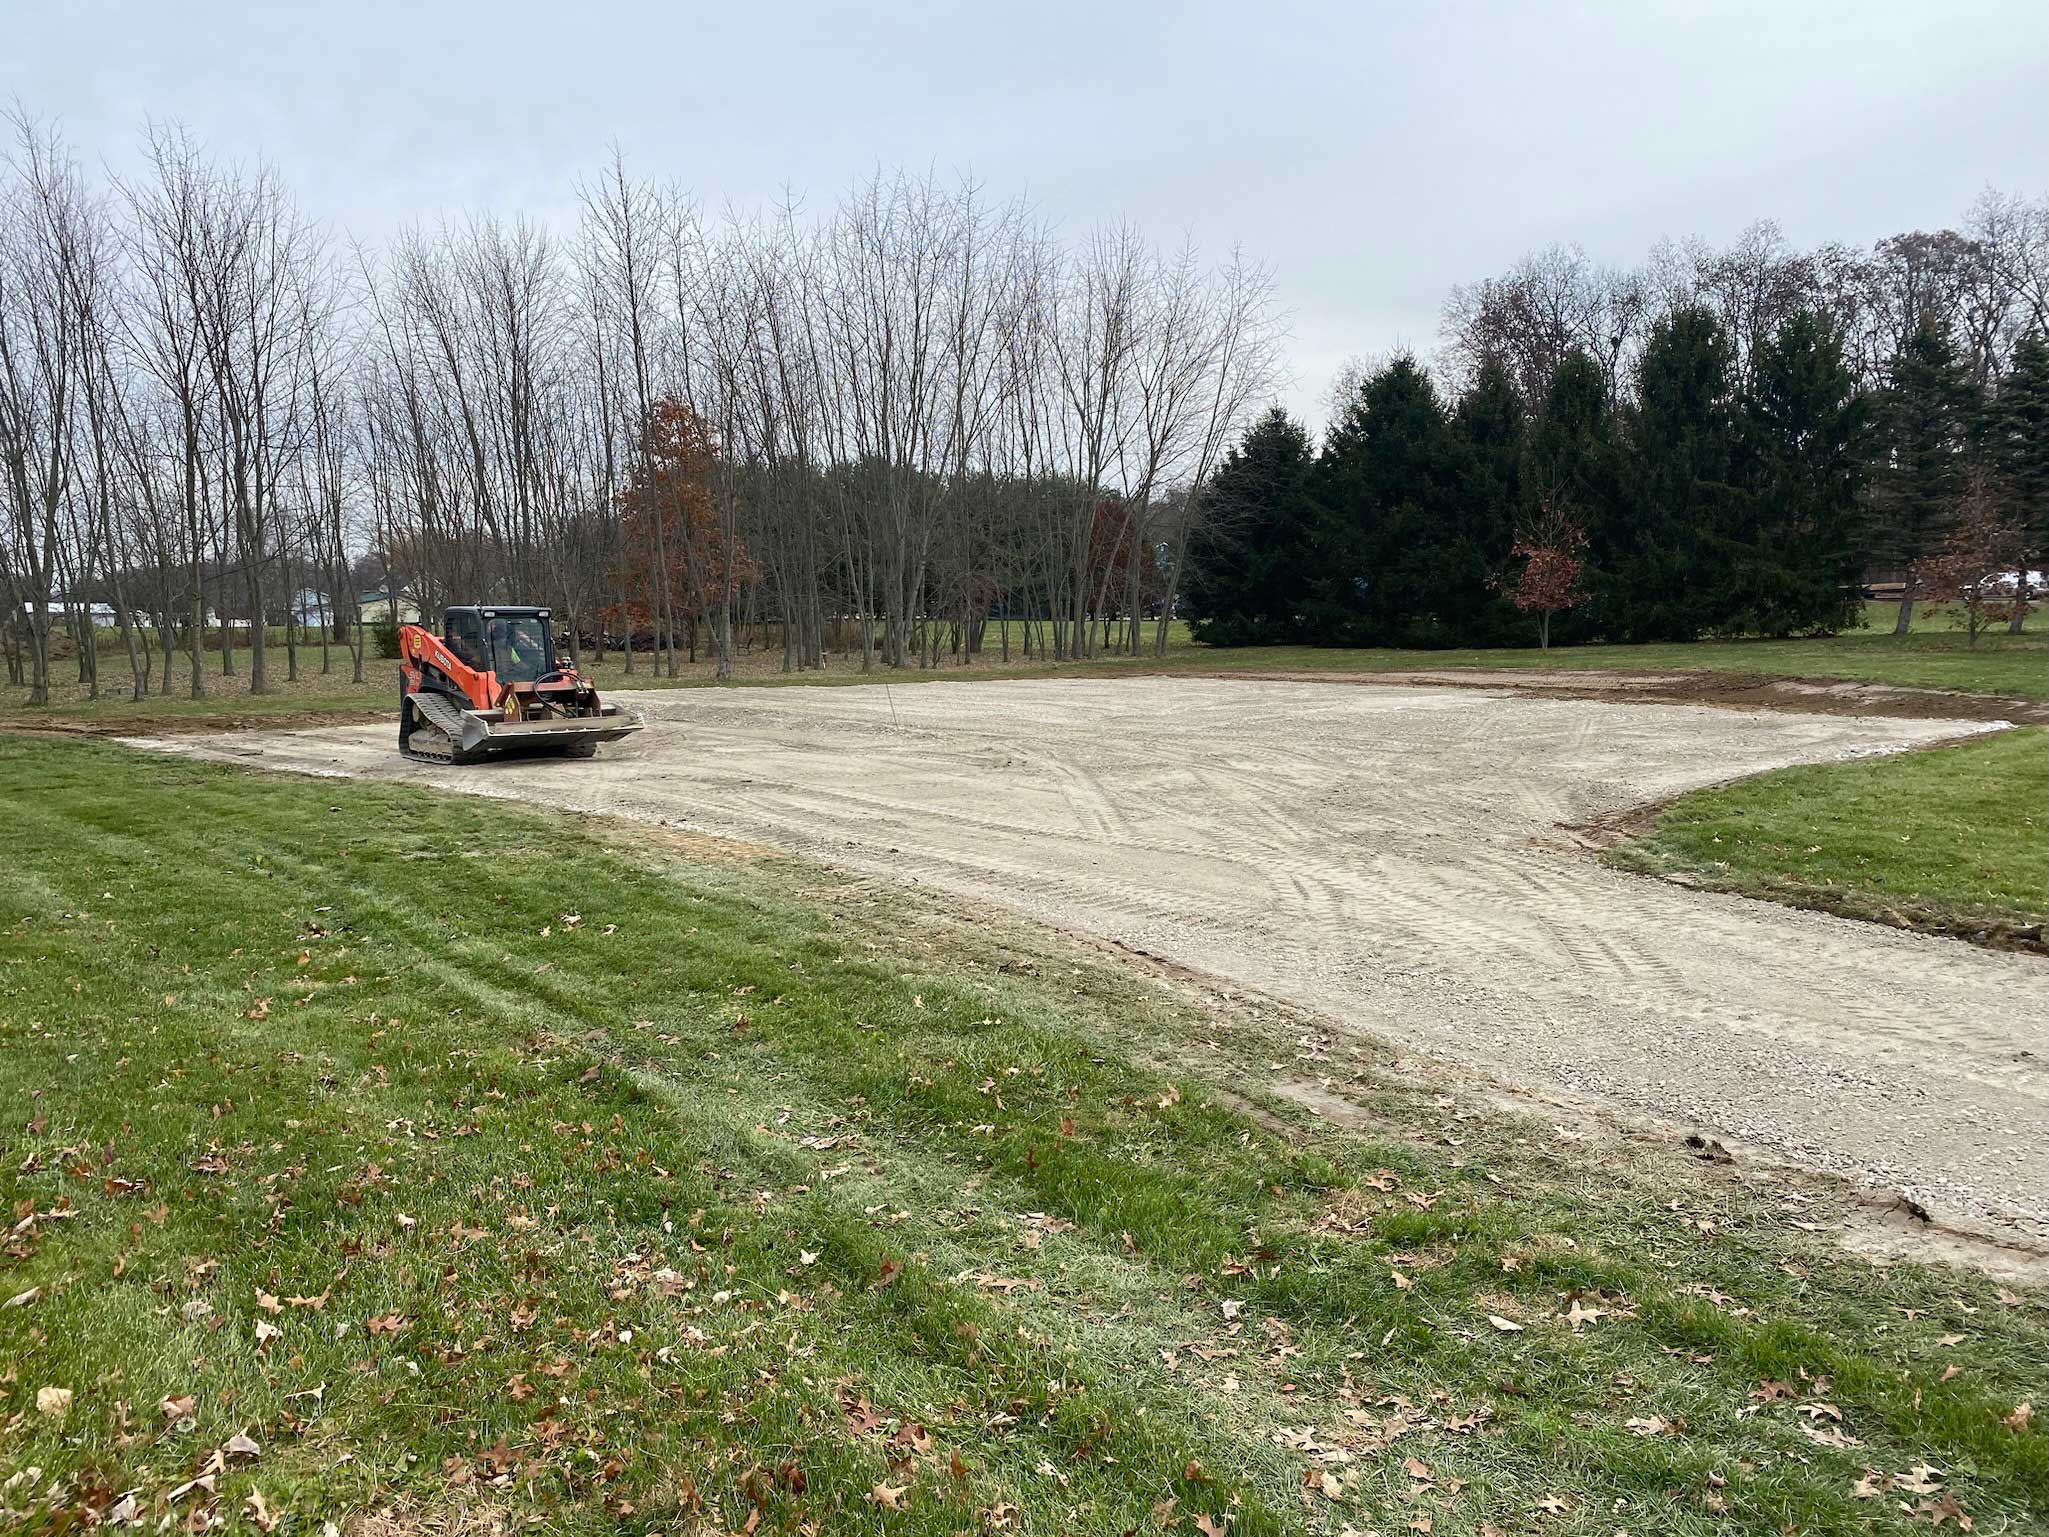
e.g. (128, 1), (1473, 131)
(245, 554), (269, 693)
(26, 599), (50, 706)
(66, 609), (83, 688)
(217, 565), (236, 676)
(185, 441), (206, 697)
(617, 534), (633, 675)
(113, 591), (148, 702)
(714, 575), (734, 682)
(283, 556), (301, 684)
(188, 581), (205, 698)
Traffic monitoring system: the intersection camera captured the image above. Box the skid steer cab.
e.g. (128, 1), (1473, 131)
(397, 605), (641, 764)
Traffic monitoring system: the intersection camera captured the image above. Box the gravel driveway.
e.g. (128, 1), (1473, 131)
(134, 677), (2047, 1239)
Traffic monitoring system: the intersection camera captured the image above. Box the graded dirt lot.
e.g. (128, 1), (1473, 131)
(133, 678), (2048, 1241)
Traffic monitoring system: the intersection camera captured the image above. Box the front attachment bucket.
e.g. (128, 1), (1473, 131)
(458, 704), (642, 763)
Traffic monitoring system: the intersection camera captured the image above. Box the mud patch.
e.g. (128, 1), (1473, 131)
(1231, 666), (2043, 724)
(6, 707), (387, 740)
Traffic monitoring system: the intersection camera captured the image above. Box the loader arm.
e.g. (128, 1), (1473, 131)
(398, 624), (498, 711)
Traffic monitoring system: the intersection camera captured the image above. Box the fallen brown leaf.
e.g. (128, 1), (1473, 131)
(1915, 1493), (1972, 1530)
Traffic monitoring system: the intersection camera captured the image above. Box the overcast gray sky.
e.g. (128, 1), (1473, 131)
(11, 0), (2045, 425)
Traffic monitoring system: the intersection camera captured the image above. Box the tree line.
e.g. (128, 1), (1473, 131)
(1187, 197), (2048, 649)
(6, 103), (2044, 707)
(0, 110), (1281, 704)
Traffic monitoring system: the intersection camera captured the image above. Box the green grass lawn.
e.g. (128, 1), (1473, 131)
(6, 603), (2044, 724)
(1, 737), (2042, 1534)
(1158, 622), (2048, 701)
(1610, 728), (2049, 949)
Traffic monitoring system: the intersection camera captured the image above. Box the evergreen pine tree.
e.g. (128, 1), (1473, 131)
(1524, 351), (1623, 641)
(1872, 315), (1979, 635)
(1524, 351), (1613, 523)
(1737, 311), (1869, 635)
(1986, 329), (2049, 630)
(1610, 306), (1742, 642)
(1182, 407), (1318, 645)
(1313, 356), (1480, 645)
(1449, 359), (1531, 644)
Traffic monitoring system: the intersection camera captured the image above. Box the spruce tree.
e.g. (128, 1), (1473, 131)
(1872, 316), (1979, 634)
(1524, 352), (1612, 517)
(1612, 306), (1742, 642)
(1182, 407), (1318, 645)
(1737, 311), (1869, 635)
(1450, 360), (1531, 644)
(1525, 351), (1618, 639)
(1314, 356), (1480, 646)
(1986, 330), (2049, 630)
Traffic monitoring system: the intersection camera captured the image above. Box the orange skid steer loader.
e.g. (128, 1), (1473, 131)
(397, 605), (641, 764)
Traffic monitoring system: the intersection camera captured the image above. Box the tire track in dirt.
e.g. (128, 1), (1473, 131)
(127, 676), (2047, 1240)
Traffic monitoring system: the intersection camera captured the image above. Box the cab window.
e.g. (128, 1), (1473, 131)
(445, 610), (486, 669)
(489, 615), (551, 683)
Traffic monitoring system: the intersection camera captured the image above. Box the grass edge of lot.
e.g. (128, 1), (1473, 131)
(1604, 726), (2049, 953)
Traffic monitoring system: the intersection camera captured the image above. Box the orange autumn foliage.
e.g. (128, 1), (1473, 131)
(609, 397), (754, 631)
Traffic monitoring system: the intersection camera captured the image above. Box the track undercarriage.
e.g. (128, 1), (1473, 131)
(400, 689), (639, 764)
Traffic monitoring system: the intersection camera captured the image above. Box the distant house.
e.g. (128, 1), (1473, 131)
(358, 589), (421, 624)
(290, 588), (335, 627)
(19, 598), (118, 626)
